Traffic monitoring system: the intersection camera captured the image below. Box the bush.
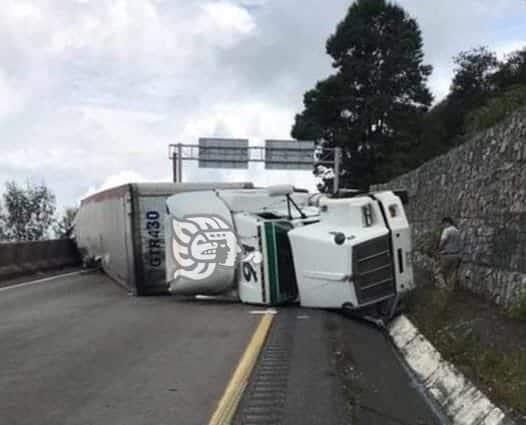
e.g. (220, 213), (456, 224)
(414, 228), (442, 258)
(508, 293), (526, 321)
(464, 85), (526, 133)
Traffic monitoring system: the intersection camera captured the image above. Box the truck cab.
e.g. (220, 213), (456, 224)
(164, 186), (414, 317)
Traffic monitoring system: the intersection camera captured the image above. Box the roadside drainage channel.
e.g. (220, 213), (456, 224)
(388, 315), (516, 425)
(233, 313), (295, 425)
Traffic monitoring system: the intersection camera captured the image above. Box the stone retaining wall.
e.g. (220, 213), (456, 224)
(375, 109), (526, 306)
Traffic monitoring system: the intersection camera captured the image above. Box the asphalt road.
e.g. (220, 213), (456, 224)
(1, 272), (444, 425)
(235, 308), (444, 425)
(0, 271), (259, 425)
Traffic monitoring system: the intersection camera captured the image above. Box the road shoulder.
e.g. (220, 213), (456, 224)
(235, 308), (443, 425)
(389, 314), (517, 425)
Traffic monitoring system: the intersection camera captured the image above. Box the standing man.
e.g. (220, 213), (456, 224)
(437, 217), (463, 291)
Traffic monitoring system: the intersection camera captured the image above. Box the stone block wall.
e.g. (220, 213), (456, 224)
(375, 109), (526, 306)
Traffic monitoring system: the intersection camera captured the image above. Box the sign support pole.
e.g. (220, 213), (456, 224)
(172, 151), (182, 183)
(333, 147), (341, 195)
(177, 144), (183, 183)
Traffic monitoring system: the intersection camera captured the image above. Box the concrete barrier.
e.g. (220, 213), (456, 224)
(0, 239), (81, 281)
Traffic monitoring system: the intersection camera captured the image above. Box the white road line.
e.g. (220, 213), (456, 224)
(249, 309), (278, 315)
(0, 270), (87, 293)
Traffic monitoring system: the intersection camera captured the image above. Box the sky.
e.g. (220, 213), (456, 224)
(1, 0), (525, 212)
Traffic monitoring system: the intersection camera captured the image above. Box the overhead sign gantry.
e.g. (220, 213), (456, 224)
(168, 139), (342, 193)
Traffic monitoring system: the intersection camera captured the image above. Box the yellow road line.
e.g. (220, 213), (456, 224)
(208, 313), (274, 425)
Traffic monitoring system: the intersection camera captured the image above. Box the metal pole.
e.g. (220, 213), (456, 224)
(177, 143), (183, 183)
(333, 147), (341, 195)
(172, 147), (178, 183)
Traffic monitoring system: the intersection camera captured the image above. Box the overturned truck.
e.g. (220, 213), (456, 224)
(165, 185), (414, 317)
(75, 182), (414, 318)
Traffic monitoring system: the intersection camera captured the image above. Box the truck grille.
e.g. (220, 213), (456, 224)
(352, 235), (396, 305)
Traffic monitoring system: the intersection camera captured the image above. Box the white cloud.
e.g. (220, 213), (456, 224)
(79, 170), (154, 204)
(201, 1), (256, 41)
(495, 40), (526, 60)
(398, 0), (526, 101)
(182, 101), (294, 141)
(0, 71), (13, 119)
(7, 2), (42, 20)
(0, 0), (525, 209)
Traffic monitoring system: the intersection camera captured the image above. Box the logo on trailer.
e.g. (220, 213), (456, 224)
(172, 214), (261, 282)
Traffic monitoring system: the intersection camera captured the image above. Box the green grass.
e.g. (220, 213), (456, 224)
(465, 84), (526, 133)
(408, 288), (526, 414)
(508, 294), (526, 321)
(437, 333), (526, 412)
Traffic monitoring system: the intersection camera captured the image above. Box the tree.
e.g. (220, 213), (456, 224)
(493, 47), (526, 90)
(405, 44), (526, 169)
(54, 207), (78, 239)
(446, 47), (499, 138)
(1, 181), (56, 241)
(292, 0), (432, 188)
(0, 203), (5, 240)
(450, 47), (499, 102)
(435, 47), (500, 142)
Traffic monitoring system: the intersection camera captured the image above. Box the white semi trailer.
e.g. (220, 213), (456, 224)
(165, 185), (414, 319)
(74, 182), (252, 295)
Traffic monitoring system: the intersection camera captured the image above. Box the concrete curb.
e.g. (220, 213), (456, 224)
(388, 315), (515, 425)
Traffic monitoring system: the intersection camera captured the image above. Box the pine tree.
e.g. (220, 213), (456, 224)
(292, 0), (432, 188)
